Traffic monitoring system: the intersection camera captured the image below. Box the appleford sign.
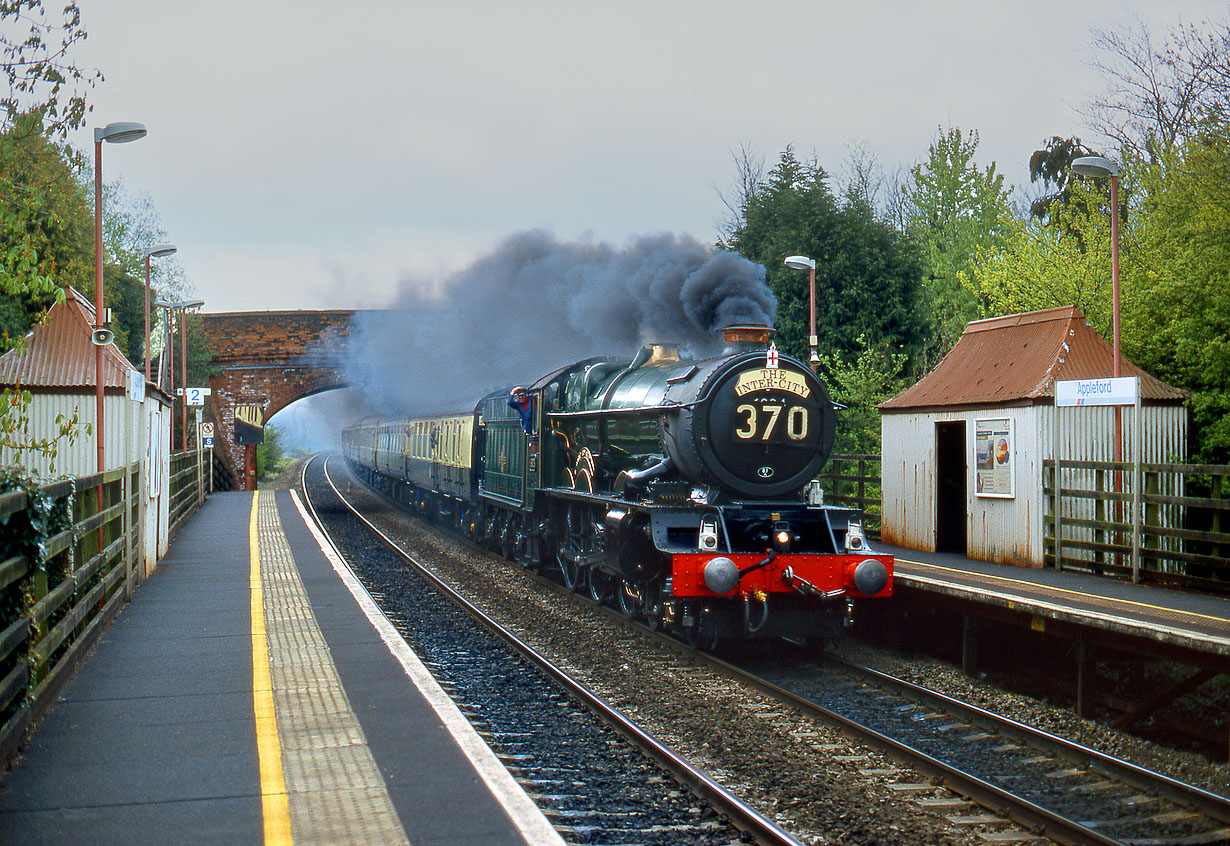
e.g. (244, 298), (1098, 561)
(1054, 377), (1139, 407)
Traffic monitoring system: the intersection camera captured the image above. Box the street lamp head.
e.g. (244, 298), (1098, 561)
(1071, 156), (1121, 178)
(784, 255), (816, 271)
(94, 121), (147, 144)
(146, 243), (177, 258)
(155, 299), (204, 311)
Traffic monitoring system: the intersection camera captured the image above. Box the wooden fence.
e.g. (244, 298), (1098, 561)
(0, 448), (209, 763)
(817, 454), (882, 539)
(1044, 459), (1229, 592)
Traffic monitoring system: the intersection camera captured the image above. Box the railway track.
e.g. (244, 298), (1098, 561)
(311, 453), (1230, 845)
(724, 654), (1230, 846)
(302, 454), (801, 846)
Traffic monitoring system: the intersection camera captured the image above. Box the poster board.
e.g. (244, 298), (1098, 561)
(975, 418), (1014, 498)
(234, 404), (265, 445)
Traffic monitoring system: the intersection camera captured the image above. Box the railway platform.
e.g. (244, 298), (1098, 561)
(0, 490), (564, 846)
(874, 542), (1229, 729)
(880, 543), (1229, 660)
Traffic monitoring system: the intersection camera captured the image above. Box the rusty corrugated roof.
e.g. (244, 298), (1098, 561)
(880, 305), (1188, 412)
(0, 287), (138, 390)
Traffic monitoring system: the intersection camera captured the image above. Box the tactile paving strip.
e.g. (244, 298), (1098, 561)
(257, 494), (410, 845)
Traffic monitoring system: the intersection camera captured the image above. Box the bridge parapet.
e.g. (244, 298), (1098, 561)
(197, 309), (363, 486)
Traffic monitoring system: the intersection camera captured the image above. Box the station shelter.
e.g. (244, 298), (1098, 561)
(0, 286), (174, 572)
(878, 306), (1187, 568)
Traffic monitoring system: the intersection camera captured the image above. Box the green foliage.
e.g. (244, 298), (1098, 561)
(1, 2), (97, 321)
(0, 112), (92, 349)
(104, 263), (146, 367)
(255, 425), (290, 483)
(819, 335), (908, 457)
(724, 146), (926, 371)
(0, 463), (73, 634)
(0, 387), (84, 478)
(1, 2), (99, 139)
(964, 176), (1119, 334)
(1130, 127), (1230, 462)
(1028, 136), (1099, 220)
(901, 127), (1018, 367)
(969, 124), (1230, 462)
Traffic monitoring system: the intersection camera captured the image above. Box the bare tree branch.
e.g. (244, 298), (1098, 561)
(713, 141), (765, 246)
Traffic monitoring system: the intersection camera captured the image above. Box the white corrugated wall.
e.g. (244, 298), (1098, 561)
(882, 403), (1187, 568)
(1048, 404), (1188, 571)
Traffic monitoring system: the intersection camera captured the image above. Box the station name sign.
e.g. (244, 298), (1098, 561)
(1054, 377), (1139, 407)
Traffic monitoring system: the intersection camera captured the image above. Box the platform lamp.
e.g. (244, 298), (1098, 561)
(1070, 156), (1125, 463)
(783, 255), (820, 371)
(143, 244), (177, 382)
(1072, 155), (1126, 555)
(93, 121), (148, 472)
(156, 299), (205, 451)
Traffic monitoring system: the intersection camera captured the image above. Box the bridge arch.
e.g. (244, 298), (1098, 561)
(198, 309), (361, 487)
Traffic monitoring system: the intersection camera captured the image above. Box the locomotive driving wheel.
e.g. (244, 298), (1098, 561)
(616, 579), (643, 620)
(585, 567), (615, 602)
(556, 501), (590, 591)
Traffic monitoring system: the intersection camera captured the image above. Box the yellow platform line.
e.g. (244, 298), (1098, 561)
(897, 558), (1229, 626)
(251, 491), (293, 844)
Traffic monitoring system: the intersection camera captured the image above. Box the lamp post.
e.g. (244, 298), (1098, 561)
(156, 299), (205, 451)
(784, 255), (819, 371)
(1071, 157), (1122, 380)
(1071, 156), (1124, 464)
(143, 244), (177, 382)
(1072, 155), (1126, 559)
(93, 121), (148, 472)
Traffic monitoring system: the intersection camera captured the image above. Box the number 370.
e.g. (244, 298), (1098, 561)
(734, 404), (809, 441)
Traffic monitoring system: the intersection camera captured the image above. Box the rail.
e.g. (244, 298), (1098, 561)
(817, 453), (882, 539)
(1044, 459), (1230, 592)
(0, 449), (210, 764)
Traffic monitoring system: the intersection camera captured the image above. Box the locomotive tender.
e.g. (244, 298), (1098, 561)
(342, 325), (892, 646)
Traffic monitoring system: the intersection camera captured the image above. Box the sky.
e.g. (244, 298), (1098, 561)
(59, 1), (1230, 449)
(68, 0), (1229, 316)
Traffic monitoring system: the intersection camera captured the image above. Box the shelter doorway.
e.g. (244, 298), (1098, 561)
(936, 421), (967, 552)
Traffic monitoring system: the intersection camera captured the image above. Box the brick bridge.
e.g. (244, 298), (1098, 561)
(198, 309), (359, 487)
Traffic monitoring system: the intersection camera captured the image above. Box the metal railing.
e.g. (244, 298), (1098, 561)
(1044, 459), (1230, 592)
(0, 449), (210, 763)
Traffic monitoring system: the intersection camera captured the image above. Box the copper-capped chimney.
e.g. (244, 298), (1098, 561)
(721, 324), (774, 354)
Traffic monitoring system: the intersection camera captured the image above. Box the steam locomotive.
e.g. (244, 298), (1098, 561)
(342, 325), (892, 647)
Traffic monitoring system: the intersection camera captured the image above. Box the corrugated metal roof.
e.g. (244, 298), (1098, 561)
(0, 287), (138, 390)
(881, 305), (1188, 412)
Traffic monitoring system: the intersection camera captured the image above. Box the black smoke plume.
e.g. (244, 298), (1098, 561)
(344, 230), (774, 418)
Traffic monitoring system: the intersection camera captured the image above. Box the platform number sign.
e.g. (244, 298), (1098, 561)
(234, 404), (265, 445)
(178, 386), (212, 406)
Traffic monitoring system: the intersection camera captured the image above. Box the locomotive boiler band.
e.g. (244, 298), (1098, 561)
(343, 325), (893, 647)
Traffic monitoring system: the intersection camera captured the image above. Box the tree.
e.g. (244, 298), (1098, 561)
(2, 2), (98, 305)
(1130, 128), (1230, 463)
(0, 111), (92, 350)
(2, 2), (99, 140)
(900, 127), (1017, 367)
(1083, 14), (1230, 166)
(724, 146), (926, 371)
(100, 179), (187, 299)
(1027, 135), (1099, 221)
(963, 178), (1118, 330)
(714, 142), (766, 247)
(819, 335), (907, 456)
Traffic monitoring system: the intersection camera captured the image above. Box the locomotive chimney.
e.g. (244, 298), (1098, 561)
(721, 325), (774, 354)
(647, 343), (681, 364)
